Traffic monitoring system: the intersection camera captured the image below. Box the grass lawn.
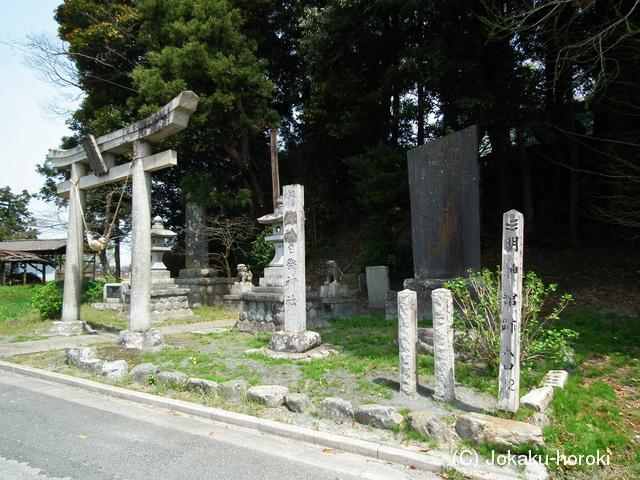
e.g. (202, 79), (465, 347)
(1, 279), (638, 479)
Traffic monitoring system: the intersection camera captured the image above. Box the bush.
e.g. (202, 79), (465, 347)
(445, 269), (576, 370)
(29, 281), (64, 320)
(82, 279), (105, 303)
(247, 226), (275, 279)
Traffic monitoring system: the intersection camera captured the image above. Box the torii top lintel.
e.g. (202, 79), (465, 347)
(49, 91), (199, 168)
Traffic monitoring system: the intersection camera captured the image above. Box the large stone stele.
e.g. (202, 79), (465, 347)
(269, 331), (321, 353)
(455, 412), (544, 452)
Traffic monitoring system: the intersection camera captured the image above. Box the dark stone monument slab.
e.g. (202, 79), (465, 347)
(407, 125), (480, 280)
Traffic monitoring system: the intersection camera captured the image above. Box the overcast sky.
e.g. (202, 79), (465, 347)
(1, 0), (80, 238)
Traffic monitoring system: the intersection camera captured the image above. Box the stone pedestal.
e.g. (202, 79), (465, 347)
(269, 330), (322, 353)
(400, 278), (451, 320)
(115, 328), (165, 352)
(320, 284), (357, 319)
(320, 284), (348, 298)
(50, 321), (93, 336)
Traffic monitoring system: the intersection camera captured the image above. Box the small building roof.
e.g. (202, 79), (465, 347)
(0, 239), (66, 255)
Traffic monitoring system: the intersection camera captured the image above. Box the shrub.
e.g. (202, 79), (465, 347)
(82, 279), (105, 303)
(29, 281), (64, 320)
(247, 226), (275, 279)
(445, 269), (576, 370)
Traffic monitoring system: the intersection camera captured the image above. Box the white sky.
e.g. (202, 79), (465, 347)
(1, 0), (80, 238)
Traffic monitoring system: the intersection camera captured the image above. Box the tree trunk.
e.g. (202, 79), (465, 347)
(224, 99), (266, 216)
(98, 249), (113, 278)
(517, 129), (534, 238)
(224, 143), (266, 217)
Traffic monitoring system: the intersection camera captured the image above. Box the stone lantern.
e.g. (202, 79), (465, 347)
(256, 196), (284, 287)
(150, 216), (176, 276)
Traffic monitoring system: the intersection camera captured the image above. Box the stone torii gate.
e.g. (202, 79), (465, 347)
(49, 91), (199, 340)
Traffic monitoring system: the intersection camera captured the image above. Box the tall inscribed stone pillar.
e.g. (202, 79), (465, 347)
(269, 184), (321, 353)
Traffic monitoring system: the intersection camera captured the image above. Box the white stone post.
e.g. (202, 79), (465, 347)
(129, 141), (152, 332)
(60, 162), (87, 324)
(432, 288), (456, 402)
(282, 184), (306, 332)
(498, 210), (524, 412)
(269, 184), (321, 353)
(398, 289), (418, 396)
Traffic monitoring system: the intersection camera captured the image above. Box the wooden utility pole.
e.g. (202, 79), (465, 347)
(270, 129), (280, 211)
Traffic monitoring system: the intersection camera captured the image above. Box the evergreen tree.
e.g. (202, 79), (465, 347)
(0, 187), (39, 241)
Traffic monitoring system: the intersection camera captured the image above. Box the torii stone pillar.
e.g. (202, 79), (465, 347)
(129, 140), (153, 331)
(49, 91), (198, 341)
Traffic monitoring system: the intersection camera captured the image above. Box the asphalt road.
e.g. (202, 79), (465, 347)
(0, 370), (439, 480)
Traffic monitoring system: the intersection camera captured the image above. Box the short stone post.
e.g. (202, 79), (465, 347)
(398, 289), (418, 396)
(498, 210), (524, 412)
(432, 288), (456, 402)
(269, 184), (321, 353)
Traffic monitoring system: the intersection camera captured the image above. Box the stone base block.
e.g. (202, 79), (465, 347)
(50, 321), (94, 336)
(269, 330), (321, 353)
(354, 404), (403, 430)
(542, 370), (569, 389)
(320, 284), (349, 298)
(115, 329), (165, 352)
(521, 386), (554, 412)
(247, 385), (289, 407)
(322, 296), (357, 319)
(455, 412), (544, 451)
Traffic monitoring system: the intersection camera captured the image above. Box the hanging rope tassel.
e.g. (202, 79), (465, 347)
(86, 232), (108, 252)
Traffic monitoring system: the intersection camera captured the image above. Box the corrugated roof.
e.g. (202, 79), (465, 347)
(0, 239), (66, 253)
(0, 250), (46, 263)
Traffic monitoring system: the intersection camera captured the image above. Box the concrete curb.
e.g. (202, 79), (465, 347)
(0, 360), (444, 474)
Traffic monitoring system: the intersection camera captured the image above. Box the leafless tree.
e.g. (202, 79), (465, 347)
(202, 214), (257, 284)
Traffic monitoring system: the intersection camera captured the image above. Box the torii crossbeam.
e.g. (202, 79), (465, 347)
(50, 91), (198, 336)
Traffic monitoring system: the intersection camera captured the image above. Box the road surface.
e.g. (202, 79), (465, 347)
(0, 369), (439, 479)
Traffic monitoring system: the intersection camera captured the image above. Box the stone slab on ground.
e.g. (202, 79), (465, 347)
(320, 397), (354, 423)
(244, 343), (340, 361)
(102, 360), (129, 379)
(269, 330), (322, 353)
(155, 371), (187, 388)
(529, 412), (551, 429)
(354, 404), (403, 430)
(187, 378), (218, 395)
(130, 363), (160, 383)
(542, 370), (569, 389)
(521, 386), (554, 412)
(247, 385), (289, 407)
(218, 378), (248, 402)
(190, 328), (229, 335)
(455, 412), (544, 451)
(406, 411), (454, 444)
(284, 392), (313, 413)
(66, 347), (97, 367)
